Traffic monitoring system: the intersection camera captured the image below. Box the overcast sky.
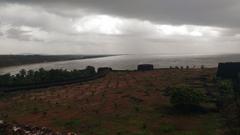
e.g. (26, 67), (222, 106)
(0, 0), (240, 55)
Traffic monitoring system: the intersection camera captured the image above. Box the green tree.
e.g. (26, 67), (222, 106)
(19, 69), (27, 77)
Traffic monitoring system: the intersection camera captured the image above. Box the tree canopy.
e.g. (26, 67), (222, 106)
(0, 66), (96, 87)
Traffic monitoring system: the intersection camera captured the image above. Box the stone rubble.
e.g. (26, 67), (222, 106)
(0, 120), (78, 135)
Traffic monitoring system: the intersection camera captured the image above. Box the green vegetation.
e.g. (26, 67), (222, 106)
(52, 118), (81, 131)
(215, 80), (234, 109)
(0, 66), (96, 87)
(216, 80), (240, 135)
(159, 123), (176, 133)
(169, 86), (205, 111)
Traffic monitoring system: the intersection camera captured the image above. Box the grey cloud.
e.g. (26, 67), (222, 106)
(0, 0), (240, 55)
(6, 28), (29, 40)
(3, 26), (47, 42)
(1, 0), (240, 28)
(5, 27), (39, 41)
(0, 4), (76, 34)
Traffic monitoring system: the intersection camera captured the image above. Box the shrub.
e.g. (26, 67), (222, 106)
(216, 80), (240, 135)
(216, 80), (234, 109)
(169, 86), (205, 111)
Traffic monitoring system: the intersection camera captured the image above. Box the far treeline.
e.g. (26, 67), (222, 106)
(0, 55), (114, 68)
(0, 66), (112, 88)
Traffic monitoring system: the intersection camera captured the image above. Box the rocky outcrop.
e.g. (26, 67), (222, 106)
(97, 67), (112, 74)
(217, 62), (240, 80)
(137, 64), (154, 71)
(0, 121), (77, 135)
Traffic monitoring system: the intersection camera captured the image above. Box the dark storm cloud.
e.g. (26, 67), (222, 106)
(1, 0), (240, 28)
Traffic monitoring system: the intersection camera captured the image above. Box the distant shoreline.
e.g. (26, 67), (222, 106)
(0, 55), (116, 68)
(1, 53), (239, 75)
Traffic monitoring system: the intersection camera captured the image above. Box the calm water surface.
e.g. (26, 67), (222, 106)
(0, 54), (240, 74)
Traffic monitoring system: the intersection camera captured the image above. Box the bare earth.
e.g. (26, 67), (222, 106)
(0, 68), (220, 135)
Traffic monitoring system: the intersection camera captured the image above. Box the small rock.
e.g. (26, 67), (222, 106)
(0, 120), (4, 124)
(13, 126), (21, 132)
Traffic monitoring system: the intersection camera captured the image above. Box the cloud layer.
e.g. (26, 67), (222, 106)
(0, 1), (240, 54)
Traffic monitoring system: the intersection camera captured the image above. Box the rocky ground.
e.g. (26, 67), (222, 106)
(0, 121), (76, 135)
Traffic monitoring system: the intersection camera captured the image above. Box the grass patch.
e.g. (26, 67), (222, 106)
(159, 123), (176, 133)
(174, 131), (198, 135)
(133, 130), (153, 135)
(90, 127), (109, 135)
(64, 119), (81, 129)
(52, 118), (81, 131)
(199, 114), (219, 135)
(0, 92), (11, 101)
(0, 92), (5, 100)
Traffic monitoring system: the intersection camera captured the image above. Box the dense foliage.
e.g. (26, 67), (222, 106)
(216, 80), (234, 109)
(0, 66), (96, 87)
(216, 80), (240, 135)
(169, 86), (205, 110)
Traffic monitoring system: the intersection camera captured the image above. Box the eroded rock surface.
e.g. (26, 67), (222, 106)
(0, 121), (77, 135)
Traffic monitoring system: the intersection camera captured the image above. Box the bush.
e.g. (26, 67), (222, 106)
(216, 80), (240, 135)
(216, 80), (234, 109)
(169, 86), (205, 111)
